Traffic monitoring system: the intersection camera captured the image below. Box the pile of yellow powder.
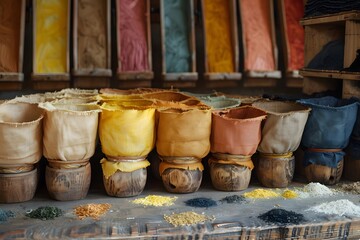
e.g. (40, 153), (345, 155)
(243, 189), (280, 199)
(74, 203), (111, 220)
(282, 189), (298, 199)
(132, 195), (178, 207)
(164, 211), (214, 227)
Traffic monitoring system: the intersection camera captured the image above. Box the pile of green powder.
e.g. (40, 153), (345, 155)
(220, 195), (246, 204)
(0, 209), (14, 222)
(26, 206), (63, 220)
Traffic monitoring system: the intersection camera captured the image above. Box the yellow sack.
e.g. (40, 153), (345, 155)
(156, 108), (212, 158)
(99, 101), (156, 157)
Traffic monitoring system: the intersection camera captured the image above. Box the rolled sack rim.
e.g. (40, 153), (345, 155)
(258, 152), (294, 159)
(100, 100), (156, 111)
(303, 150), (345, 168)
(106, 155), (147, 162)
(208, 157), (254, 170)
(0, 114), (44, 126)
(156, 107), (212, 114)
(252, 100), (311, 116)
(39, 102), (101, 114)
(212, 106), (267, 122)
(100, 158), (150, 178)
(297, 96), (359, 112)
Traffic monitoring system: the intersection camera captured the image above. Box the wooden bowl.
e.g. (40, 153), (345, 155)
(305, 159), (343, 185)
(257, 155), (295, 188)
(209, 162), (251, 191)
(103, 168), (147, 197)
(45, 162), (91, 201)
(161, 168), (202, 193)
(0, 168), (38, 203)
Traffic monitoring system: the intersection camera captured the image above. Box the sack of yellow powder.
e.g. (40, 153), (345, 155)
(156, 107), (211, 158)
(99, 100), (156, 158)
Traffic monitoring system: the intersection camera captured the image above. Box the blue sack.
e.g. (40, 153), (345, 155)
(346, 99), (360, 159)
(297, 96), (358, 168)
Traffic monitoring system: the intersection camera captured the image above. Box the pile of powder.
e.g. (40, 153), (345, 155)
(296, 182), (334, 198)
(0, 209), (14, 222)
(74, 203), (111, 220)
(132, 195), (177, 207)
(307, 199), (360, 217)
(26, 206), (63, 220)
(337, 182), (360, 194)
(164, 211), (214, 227)
(220, 195), (246, 204)
(259, 208), (305, 225)
(243, 189), (280, 199)
(185, 197), (217, 208)
(282, 189), (298, 199)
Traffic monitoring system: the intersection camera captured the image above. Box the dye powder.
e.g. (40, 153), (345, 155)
(0, 0), (22, 72)
(35, 0), (68, 73)
(284, 0), (304, 71)
(220, 195), (246, 204)
(118, 0), (149, 72)
(307, 199), (360, 217)
(164, 0), (191, 73)
(74, 203), (111, 220)
(259, 208), (305, 225)
(240, 0), (275, 71)
(202, 0), (234, 73)
(26, 206), (63, 220)
(164, 211), (214, 227)
(337, 181), (360, 194)
(0, 209), (14, 222)
(282, 189), (298, 199)
(77, 0), (108, 69)
(132, 195), (177, 207)
(185, 197), (217, 208)
(243, 189), (280, 199)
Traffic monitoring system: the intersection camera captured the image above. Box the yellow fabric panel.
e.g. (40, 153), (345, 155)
(208, 158), (254, 170)
(35, 0), (68, 73)
(159, 161), (204, 176)
(99, 102), (155, 157)
(100, 158), (150, 179)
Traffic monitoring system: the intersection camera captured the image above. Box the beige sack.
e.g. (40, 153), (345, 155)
(40, 103), (101, 161)
(156, 108), (212, 158)
(252, 100), (310, 154)
(0, 102), (43, 166)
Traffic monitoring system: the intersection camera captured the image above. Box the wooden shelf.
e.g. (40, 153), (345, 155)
(300, 69), (360, 81)
(300, 11), (360, 26)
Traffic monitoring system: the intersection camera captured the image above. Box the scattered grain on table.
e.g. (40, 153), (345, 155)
(26, 206), (63, 220)
(259, 208), (305, 225)
(243, 189), (280, 199)
(337, 182), (360, 194)
(74, 203), (111, 220)
(185, 197), (217, 208)
(0, 209), (14, 222)
(220, 195), (247, 204)
(132, 195), (177, 207)
(307, 199), (360, 217)
(164, 211), (215, 227)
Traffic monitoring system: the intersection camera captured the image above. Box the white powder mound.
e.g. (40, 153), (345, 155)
(295, 182), (334, 198)
(306, 199), (360, 217)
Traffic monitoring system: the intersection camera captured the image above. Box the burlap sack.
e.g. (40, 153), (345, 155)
(40, 103), (101, 161)
(252, 100), (310, 154)
(211, 106), (266, 155)
(99, 101), (156, 157)
(0, 102), (43, 166)
(156, 108), (212, 158)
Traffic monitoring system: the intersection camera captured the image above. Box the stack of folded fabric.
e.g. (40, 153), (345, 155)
(305, 0), (360, 18)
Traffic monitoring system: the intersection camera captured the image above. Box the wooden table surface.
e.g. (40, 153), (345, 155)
(1, 163), (360, 239)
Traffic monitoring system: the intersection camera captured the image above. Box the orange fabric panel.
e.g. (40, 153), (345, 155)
(203, 0), (234, 73)
(241, 0), (275, 71)
(284, 0), (304, 71)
